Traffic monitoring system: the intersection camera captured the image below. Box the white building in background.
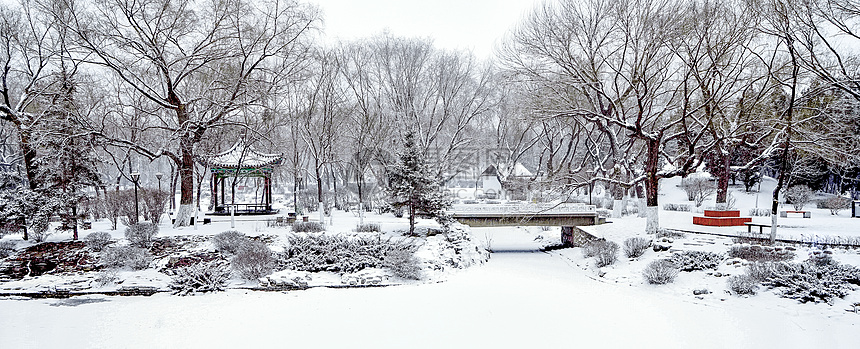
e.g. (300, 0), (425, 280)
(480, 165), (503, 199)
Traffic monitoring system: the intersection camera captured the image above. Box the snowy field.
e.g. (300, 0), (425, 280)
(2, 178), (860, 348)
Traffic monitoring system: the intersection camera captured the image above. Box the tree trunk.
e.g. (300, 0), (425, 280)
(409, 196), (416, 236)
(644, 139), (661, 234)
(19, 132), (38, 191)
(316, 164), (324, 224)
(173, 137), (196, 227)
(357, 171), (364, 225)
(715, 148), (731, 210)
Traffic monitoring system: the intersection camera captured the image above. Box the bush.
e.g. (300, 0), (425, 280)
(292, 221), (325, 232)
(682, 177), (716, 207)
(820, 196), (852, 215)
(232, 241), (275, 280)
(643, 259), (679, 284)
(747, 258), (860, 304)
(100, 246), (152, 270)
(748, 208), (771, 217)
(94, 269), (119, 287)
(280, 234), (417, 273)
(623, 237), (650, 258)
(85, 232), (113, 251)
(383, 248), (422, 280)
(669, 251), (724, 271)
(140, 189), (170, 224)
(728, 244), (795, 262)
(355, 223), (381, 232)
(169, 260), (231, 296)
(663, 203), (691, 212)
(727, 275), (758, 295)
(0, 240), (16, 258)
(583, 239), (618, 267)
(124, 222), (158, 248)
(656, 229), (686, 239)
(212, 230), (248, 255)
(784, 185), (813, 211)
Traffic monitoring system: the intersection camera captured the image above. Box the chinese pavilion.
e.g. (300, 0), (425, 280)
(203, 140), (282, 215)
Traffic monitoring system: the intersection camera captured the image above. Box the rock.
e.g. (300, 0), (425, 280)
(261, 270), (311, 289)
(714, 272), (723, 277)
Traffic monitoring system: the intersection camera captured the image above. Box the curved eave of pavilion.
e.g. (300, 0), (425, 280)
(200, 141), (283, 170)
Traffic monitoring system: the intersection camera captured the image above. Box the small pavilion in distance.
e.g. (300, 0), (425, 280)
(203, 140), (282, 215)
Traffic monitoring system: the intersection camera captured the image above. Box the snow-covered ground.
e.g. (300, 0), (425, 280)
(2, 224), (859, 348)
(2, 177), (860, 348)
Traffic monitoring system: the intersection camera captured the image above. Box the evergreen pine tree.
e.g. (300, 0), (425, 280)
(387, 132), (451, 235)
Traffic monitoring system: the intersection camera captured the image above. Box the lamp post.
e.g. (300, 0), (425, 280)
(155, 172), (163, 192)
(586, 170), (595, 206)
(130, 172), (140, 223)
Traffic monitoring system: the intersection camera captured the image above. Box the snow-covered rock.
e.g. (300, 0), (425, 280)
(341, 268), (390, 286)
(259, 270), (311, 289)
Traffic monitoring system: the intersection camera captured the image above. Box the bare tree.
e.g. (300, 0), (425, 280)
(501, 0), (713, 233)
(69, 0), (320, 226)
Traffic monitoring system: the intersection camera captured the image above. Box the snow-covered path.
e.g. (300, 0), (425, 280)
(2, 229), (858, 348)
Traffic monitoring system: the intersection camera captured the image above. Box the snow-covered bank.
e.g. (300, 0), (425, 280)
(2, 228), (858, 348)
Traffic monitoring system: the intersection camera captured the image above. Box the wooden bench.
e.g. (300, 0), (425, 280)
(745, 222), (771, 234)
(780, 210), (811, 218)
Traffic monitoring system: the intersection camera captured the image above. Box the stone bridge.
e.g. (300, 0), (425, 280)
(450, 203), (603, 228)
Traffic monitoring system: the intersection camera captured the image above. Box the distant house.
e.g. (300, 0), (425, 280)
(481, 165), (503, 199)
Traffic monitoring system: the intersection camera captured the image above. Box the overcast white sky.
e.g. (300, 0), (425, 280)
(311, 0), (539, 59)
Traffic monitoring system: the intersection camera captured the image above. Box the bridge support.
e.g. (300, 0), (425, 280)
(561, 226), (599, 247)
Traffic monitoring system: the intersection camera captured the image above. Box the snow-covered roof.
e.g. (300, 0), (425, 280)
(497, 162), (533, 178)
(204, 140), (282, 169)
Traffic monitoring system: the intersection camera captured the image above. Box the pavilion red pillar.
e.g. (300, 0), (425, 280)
(211, 172), (218, 211)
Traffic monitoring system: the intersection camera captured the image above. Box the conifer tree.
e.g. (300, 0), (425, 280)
(387, 132), (451, 235)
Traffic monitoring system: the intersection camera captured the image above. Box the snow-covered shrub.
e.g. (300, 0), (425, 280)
(594, 243), (618, 267)
(279, 234), (416, 273)
(232, 241), (275, 280)
(100, 246), (152, 270)
(124, 222), (158, 248)
(583, 239), (618, 267)
(84, 232), (113, 251)
(682, 177), (716, 207)
(582, 239), (608, 258)
(643, 259), (679, 284)
(820, 196), (852, 215)
(383, 248), (422, 280)
(784, 185), (813, 211)
(140, 189), (170, 224)
(656, 229), (685, 239)
(94, 269), (119, 287)
(748, 208), (771, 217)
(748, 258), (860, 304)
(728, 244), (795, 262)
(212, 230), (248, 255)
(28, 217), (51, 242)
(623, 237), (650, 258)
(663, 203), (691, 212)
(0, 240), (16, 258)
(670, 251), (724, 271)
(355, 223), (381, 232)
(169, 260), (231, 296)
(292, 221), (324, 232)
(727, 275), (758, 295)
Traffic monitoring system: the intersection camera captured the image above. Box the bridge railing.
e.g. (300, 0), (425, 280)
(451, 202), (596, 214)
